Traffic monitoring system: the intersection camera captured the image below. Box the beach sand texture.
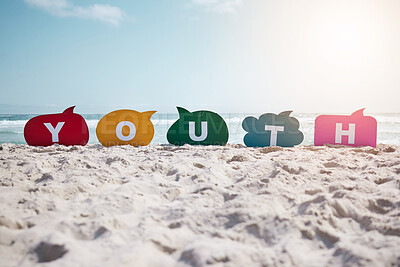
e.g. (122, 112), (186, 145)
(0, 143), (399, 266)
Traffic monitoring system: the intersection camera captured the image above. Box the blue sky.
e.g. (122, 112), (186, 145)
(1, 0), (400, 114)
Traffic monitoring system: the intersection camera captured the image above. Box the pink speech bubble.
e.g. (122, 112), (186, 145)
(314, 109), (377, 147)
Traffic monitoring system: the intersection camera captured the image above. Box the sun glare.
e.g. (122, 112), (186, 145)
(329, 24), (361, 52)
(317, 12), (375, 64)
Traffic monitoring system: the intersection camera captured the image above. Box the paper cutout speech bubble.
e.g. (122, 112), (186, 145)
(167, 107), (229, 146)
(24, 106), (89, 146)
(96, 109), (156, 147)
(314, 108), (377, 147)
(242, 111), (304, 147)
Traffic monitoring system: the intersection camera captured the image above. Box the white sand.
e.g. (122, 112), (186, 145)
(0, 143), (399, 266)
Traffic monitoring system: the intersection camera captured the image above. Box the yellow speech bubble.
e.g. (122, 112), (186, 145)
(96, 110), (156, 147)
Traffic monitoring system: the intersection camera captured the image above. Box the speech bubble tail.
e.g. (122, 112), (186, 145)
(63, 106), (76, 114)
(142, 111), (157, 119)
(177, 107), (190, 117)
(278, 111), (293, 117)
(351, 108), (365, 117)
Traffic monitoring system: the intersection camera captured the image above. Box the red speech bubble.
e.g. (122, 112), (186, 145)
(314, 109), (377, 147)
(24, 106), (89, 146)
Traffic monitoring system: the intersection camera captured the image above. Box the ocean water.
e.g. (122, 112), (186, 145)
(0, 113), (399, 146)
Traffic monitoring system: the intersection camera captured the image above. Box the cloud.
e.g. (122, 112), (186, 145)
(192, 0), (243, 14)
(242, 111), (304, 147)
(24, 0), (126, 26)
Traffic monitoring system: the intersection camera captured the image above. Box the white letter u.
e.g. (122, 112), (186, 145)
(189, 121), (207, 142)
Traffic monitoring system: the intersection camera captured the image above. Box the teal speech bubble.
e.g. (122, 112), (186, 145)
(167, 107), (229, 146)
(242, 111), (304, 147)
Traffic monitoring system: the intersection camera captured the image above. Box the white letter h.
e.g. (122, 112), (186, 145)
(335, 123), (355, 144)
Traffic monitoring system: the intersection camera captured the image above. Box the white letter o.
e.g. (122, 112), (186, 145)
(116, 121), (136, 141)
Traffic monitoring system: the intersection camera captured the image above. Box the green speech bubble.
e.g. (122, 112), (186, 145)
(167, 107), (229, 146)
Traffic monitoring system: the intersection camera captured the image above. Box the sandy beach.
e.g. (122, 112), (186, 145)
(0, 143), (399, 266)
